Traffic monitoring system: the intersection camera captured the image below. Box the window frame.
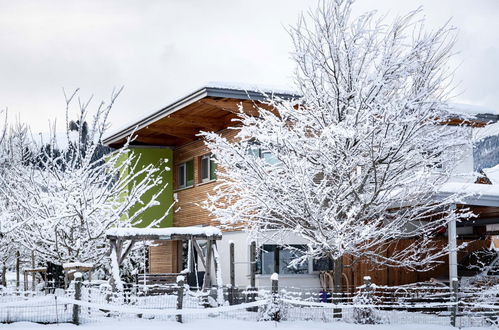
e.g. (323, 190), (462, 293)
(199, 153), (216, 183)
(257, 244), (311, 275)
(177, 159), (194, 189)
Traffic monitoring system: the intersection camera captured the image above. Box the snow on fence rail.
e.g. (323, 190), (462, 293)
(2, 278), (499, 327)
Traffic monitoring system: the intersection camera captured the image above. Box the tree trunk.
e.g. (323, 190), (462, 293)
(1, 263), (6, 287)
(333, 257), (343, 318)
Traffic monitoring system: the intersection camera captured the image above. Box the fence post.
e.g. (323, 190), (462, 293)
(176, 275), (185, 323)
(270, 273), (280, 321)
(72, 272), (82, 325)
(23, 272), (28, 291)
(450, 279), (458, 327)
(229, 241), (235, 305)
(363, 276), (372, 301)
(16, 251), (20, 290)
(31, 251), (36, 291)
(247, 241), (258, 311)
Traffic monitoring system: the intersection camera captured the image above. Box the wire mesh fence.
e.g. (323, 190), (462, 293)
(2, 279), (499, 327)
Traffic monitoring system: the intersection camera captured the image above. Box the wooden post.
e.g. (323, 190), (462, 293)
(15, 251), (20, 290)
(23, 272), (28, 291)
(271, 273), (280, 321)
(31, 251), (36, 291)
(450, 279), (458, 327)
(249, 241), (256, 288)
(109, 239), (119, 293)
(176, 276), (185, 323)
(203, 240), (213, 290)
(72, 273), (82, 325)
(247, 241), (257, 311)
(229, 241), (235, 305)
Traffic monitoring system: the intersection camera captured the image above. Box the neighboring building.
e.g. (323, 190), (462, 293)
(104, 83), (499, 289)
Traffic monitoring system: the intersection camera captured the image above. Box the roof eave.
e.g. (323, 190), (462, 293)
(103, 86), (299, 147)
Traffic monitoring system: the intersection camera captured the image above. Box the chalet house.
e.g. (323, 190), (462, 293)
(103, 83), (499, 289)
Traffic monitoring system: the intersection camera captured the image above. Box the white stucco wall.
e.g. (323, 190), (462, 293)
(216, 230), (322, 289)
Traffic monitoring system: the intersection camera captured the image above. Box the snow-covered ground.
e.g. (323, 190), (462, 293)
(0, 319), (489, 330)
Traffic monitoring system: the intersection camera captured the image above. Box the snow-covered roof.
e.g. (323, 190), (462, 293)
(23, 267), (47, 272)
(473, 121), (499, 141)
(438, 182), (499, 207)
(205, 81), (297, 97)
(62, 262), (94, 269)
(103, 83), (298, 147)
(450, 103), (499, 117)
(483, 164), (499, 185)
(106, 226), (222, 240)
(103, 81), (498, 147)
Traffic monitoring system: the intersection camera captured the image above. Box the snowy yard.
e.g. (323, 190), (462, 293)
(0, 319), (490, 330)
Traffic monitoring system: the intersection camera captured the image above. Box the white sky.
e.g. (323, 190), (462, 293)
(0, 0), (498, 133)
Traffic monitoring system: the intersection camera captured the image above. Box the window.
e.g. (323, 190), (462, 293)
(313, 257), (333, 272)
(246, 141), (280, 165)
(177, 160), (194, 189)
(200, 154), (216, 183)
(257, 245), (309, 275)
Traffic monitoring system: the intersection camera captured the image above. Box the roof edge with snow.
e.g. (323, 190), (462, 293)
(103, 84), (299, 147)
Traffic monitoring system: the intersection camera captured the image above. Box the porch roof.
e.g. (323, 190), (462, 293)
(105, 226), (222, 241)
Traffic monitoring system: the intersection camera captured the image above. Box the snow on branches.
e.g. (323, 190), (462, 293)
(202, 0), (473, 271)
(0, 89), (172, 268)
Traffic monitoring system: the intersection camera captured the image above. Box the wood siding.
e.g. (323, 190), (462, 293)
(342, 237), (490, 287)
(149, 240), (179, 273)
(172, 129), (238, 228)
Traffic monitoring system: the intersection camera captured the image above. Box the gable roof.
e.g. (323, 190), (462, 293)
(103, 83), (498, 148)
(103, 84), (298, 148)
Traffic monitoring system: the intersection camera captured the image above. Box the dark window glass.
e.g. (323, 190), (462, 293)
(279, 246), (308, 274)
(313, 257), (333, 272)
(201, 156), (209, 181)
(178, 163), (186, 188)
(210, 157), (217, 180)
(258, 244), (308, 275)
(186, 160), (194, 187)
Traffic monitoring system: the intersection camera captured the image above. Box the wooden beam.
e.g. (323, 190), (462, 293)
(132, 134), (190, 146)
(119, 240), (136, 265)
(192, 240), (207, 269)
(203, 240), (213, 290)
(199, 98), (260, 116)
(166, 114), (231, 131)
(145, 124), (199, 140)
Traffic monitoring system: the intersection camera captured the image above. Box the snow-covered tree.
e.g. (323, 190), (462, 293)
(0, 89), (172, 268)
(202, 0), (472, 286)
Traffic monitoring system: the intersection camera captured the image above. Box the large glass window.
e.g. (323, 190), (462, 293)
(258, 245), (308, 275)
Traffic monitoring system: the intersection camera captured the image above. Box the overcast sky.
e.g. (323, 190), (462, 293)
(1, 0), (498, 134)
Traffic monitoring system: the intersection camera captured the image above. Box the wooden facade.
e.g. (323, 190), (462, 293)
(104, 86), (499, 285)
(342, 238), (490, 287)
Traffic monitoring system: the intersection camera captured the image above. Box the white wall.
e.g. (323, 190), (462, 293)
(216, 230), (321, 289)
